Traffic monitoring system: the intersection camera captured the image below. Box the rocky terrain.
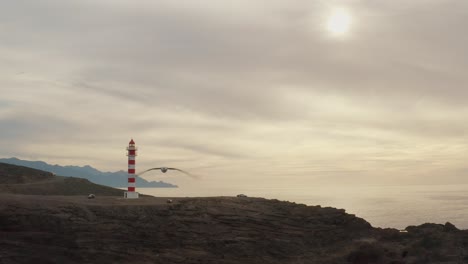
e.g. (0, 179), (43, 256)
(1, 163), (468, 264)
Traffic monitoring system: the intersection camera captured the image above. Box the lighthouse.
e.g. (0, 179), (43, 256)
(124, 139), (139, 199)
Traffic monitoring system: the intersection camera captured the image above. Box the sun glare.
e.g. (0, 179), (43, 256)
(327, 8), (351, 35)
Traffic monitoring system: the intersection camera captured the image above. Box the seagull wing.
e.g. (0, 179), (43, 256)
(167, 168), (200, 179)
(137, 168), (162, 176)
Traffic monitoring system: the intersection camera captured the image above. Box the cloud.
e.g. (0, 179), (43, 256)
(1, 0), (468, 186)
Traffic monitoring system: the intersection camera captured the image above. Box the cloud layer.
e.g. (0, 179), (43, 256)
(1, 0), (468, 187)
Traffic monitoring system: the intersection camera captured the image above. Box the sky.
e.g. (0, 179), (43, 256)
(1, 0), (468, 188)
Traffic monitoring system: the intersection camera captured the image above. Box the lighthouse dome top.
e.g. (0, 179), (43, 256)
(129, 139), (135, 144)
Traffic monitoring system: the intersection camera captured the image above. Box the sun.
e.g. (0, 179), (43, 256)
(327, 8), (352, 35)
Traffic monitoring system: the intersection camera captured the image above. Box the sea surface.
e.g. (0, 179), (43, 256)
(138, 184), (468, 230)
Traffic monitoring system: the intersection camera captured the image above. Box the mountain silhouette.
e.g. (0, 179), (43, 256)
(0, 157), (177, 188)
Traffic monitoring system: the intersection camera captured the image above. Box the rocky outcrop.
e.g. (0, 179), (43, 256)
(1, 195), (467, 264)
(1, 163), (467, 263)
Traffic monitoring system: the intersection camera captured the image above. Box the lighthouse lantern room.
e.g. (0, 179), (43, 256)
(124, 139), (139, 199)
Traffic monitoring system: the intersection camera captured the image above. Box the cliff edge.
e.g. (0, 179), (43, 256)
(1, 163), (467, 263)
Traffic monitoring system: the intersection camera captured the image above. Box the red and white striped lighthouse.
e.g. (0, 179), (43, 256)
(125, 139), (139, 199)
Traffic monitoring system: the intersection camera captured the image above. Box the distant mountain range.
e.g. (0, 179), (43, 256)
(0, 157), (177, 188)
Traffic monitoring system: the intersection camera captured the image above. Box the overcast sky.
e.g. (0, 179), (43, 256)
(1, 0), (468, 187)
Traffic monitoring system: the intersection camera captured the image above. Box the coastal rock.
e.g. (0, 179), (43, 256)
(1, 163), (467, 263)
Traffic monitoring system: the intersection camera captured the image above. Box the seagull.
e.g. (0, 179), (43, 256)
(137, 167), (199, 178)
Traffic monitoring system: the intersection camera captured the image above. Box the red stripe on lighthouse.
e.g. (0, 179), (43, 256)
(127, 139), (138, 195)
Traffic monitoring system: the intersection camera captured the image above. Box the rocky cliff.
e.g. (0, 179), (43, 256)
(1, 163), (467, 264)
(1, 195), (467, 264)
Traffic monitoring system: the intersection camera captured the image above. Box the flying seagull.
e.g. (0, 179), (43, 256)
(137, 167), (199, 179)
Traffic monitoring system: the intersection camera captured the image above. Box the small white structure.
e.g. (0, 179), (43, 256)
(124, 192), (139, 199)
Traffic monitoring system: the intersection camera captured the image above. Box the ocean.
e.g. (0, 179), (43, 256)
(138, 184), (468, 230)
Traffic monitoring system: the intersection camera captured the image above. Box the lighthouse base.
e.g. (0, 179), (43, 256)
(124, 192), (139, 199)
